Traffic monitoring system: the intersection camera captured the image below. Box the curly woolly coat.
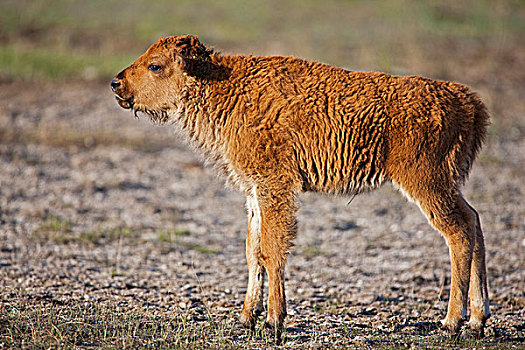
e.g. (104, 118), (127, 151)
(111, 35), (490, 340)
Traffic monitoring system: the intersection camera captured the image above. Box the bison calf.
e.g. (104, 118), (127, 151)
(111, 35), (490, 340)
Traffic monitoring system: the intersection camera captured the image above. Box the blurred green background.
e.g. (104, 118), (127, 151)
(1, 0), (524, 131)
(0, 0), (522, 79)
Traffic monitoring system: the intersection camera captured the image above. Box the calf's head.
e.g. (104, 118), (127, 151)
(111, 35), (214, 124)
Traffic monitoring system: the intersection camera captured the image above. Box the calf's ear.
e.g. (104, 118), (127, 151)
(171, 35), (212, 78)
(170, 35), (229, 80)
(177, 55), (208, 77)
(174, 35), (211, 60)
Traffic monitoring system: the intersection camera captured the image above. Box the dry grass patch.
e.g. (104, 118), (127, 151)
(0, 301), (242, 349)
(0, 124), (167, 152)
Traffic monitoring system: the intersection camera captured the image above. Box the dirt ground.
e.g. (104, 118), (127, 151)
(0, 81), (523, 348)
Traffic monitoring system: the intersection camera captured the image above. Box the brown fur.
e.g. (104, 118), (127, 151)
(111, 35), (490, 339)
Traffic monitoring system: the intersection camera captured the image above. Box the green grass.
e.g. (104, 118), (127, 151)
(36, 215), (139, 245)
(157, 228), (191, 243)
(40, 214), (72, 235)
(189, 244), (217, 255)
(156, 229), (218, 255)
(36, 218), (214, 255)
(80, 227), (137, 245)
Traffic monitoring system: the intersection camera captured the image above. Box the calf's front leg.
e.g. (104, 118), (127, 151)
(257, 187), (297, 341)
(240, 190), (265, 329)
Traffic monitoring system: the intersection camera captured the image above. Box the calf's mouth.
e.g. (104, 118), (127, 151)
(115, 94), (134, 109)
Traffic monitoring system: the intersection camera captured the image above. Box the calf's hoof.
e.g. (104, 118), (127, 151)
(463, 319), (485, 339)
(441, 317), (463, 335)
(460, 326), (484, 340)
(239, 312), (256, 330)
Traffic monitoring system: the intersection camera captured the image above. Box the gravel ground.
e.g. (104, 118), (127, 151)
(0, 81), (523, 348)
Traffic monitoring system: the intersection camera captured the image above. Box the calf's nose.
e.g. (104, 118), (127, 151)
(110, 79), (121, 92)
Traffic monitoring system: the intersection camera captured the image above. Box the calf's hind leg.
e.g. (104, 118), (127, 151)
(415, 189), (477, 333)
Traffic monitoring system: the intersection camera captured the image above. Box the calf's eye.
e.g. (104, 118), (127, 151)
(148, 64), (162, 72)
